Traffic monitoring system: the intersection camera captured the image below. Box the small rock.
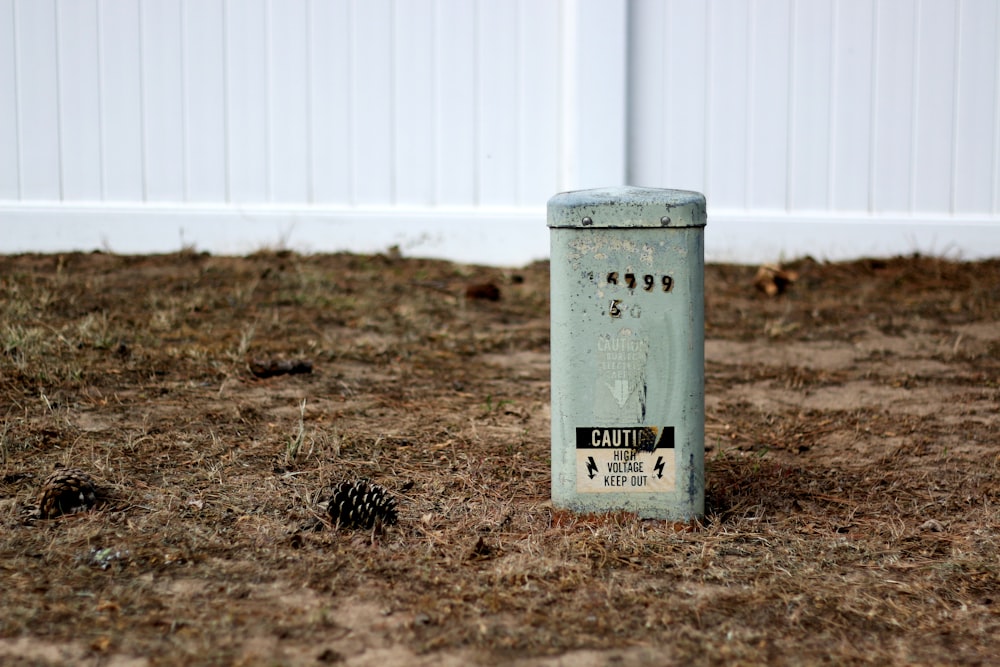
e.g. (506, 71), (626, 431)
(919, 519), (945, 533)
(465, 283), (501, 301)
(317, 648), (343, 663)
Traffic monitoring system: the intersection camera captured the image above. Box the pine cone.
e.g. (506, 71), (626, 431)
(37, 468), (98, 519)
(327, 478), (398, 529)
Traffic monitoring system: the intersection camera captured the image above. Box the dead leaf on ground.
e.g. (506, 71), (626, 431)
(754, 264), (799, 296)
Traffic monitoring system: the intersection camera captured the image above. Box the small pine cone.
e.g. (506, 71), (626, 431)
(37, 468), (98, 519)
(327, 478), (398, 530)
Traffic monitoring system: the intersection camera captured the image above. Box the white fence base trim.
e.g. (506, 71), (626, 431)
(1, 202), (997, 266)
(707, 210), (1000, 264)
(0, 203), (550, 267)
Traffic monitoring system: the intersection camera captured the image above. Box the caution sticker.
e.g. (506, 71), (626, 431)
(575, 427), (675, 493)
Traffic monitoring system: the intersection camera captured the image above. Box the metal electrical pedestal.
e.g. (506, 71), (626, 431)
(548, 187), (706, 520)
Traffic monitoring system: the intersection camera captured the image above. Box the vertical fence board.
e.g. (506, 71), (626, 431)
(830, 0), (875, 212)
(871, 0), (917, 213)
(310, 0), (351, 204)
(0, 0), (17, 198)
(477, 0), (519, 205)
(226, 0), (268, 203)
(567, 0), (627, 189)
(954, 0), (999, 213)
(56, 0), (101, 199)
(434, 0), (477, 205)
(183, 0), (226, 202)
(995, 4), (1000, 216)
(350, 0), (393, 205)
(393, 1), (434, 206)
(707, 2), (749, 207)
(912, 0), (958, 213)
(348, 0), (393, 205)
(100, 1), (143, 200)
(141, 0), (184, 201)
(517, 0), (559, 205)
(269, 0), (310, 204)
(788, 1), (833, 209)
(746, 0), (791, 209)
(662, 0), (707, 193)
(15, 0), (60, 199)
(627, 0), (666, 189)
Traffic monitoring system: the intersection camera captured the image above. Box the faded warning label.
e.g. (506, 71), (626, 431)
(595, 331), (648, 422)
(576, 427), (676, 493)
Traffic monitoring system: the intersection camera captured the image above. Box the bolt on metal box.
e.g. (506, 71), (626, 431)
(548, 186), (706, 520)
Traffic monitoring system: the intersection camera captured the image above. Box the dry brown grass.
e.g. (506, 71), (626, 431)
(1, 251), (998, 665)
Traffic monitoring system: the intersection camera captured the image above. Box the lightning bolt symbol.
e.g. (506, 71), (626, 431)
(586, 456), (598, 479)
(654, 456), (665, 479)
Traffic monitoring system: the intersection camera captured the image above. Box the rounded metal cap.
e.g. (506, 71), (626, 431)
(547, 186), (707, 229)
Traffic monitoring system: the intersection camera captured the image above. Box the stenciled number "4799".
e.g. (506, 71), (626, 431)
(607, 272), (673, 292)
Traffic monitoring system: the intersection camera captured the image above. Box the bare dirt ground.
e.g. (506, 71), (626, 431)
(1, 250), (998, 666)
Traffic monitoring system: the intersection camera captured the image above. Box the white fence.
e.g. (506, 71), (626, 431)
(629, 0), (1000, 261)
(2, 0), (999, 264)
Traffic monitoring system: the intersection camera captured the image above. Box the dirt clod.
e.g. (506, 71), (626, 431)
(465, 282), (502, 301)
(248, 358), (313, 378)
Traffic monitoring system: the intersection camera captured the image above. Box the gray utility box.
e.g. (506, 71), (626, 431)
(548, 186), (706, 520)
